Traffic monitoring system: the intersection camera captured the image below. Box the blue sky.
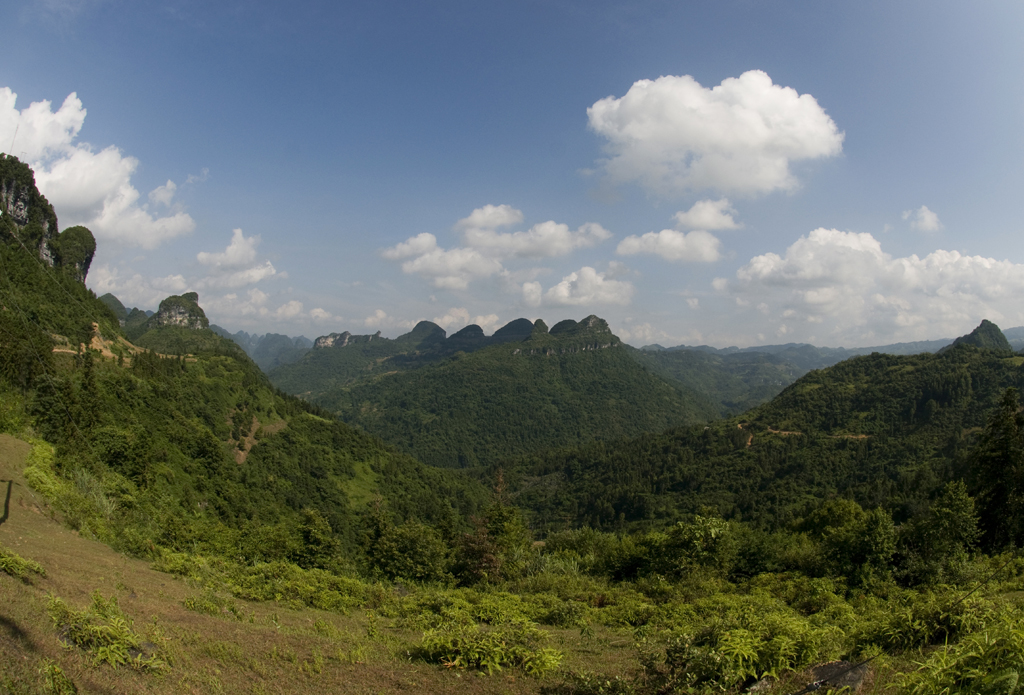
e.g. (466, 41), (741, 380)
(4, 0), (1024, 347)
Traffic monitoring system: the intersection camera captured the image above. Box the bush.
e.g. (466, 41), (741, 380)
(47, 592), (168, 672)
(420, 619), (562, 675)
(0, 543), (45, 581)
(897, 609), (1024, 694)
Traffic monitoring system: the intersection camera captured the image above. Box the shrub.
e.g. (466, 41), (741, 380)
(47, 592), (168, 672)
(897, 609), (1024, 694)
(0, 543), (45, 581)
(183, 588), (243, 620)
(420, 619), (562, 676)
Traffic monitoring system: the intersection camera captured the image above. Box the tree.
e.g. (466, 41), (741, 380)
(969, 388), (1024, 550)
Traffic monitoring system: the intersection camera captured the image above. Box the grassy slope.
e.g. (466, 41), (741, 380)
(0, 435), (640, 695)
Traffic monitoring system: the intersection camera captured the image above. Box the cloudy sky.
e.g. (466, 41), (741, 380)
(3, 0), (1024, 347)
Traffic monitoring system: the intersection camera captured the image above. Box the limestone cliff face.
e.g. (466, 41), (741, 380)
(150, 292), (210, 330)
(0, 155), (95, 282)
(314, 330), (381, 349)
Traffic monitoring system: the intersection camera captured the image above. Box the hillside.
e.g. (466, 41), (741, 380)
(505, 321), (1023, 533)
(280, 316), (719, 468)
(0, 155), (488, 565)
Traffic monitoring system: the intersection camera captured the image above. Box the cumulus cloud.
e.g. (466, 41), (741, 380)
(717, 228), (1024, 343)
(903, 205), (942, 232)
(396, 245), (502, 290)
(457, 205), (611, 259)
(0, 87), (195, 248)
(673, 198), (741, 230)
(455, 203), (523, 231)
(617, 229), (721, 262)
(524, 266), (634, 307)
(383, 205), (612, 290)
(432, 307), (502, 333)
(148, 180), (176, 207)
(193, 228), (277, 289)
(197, 228), (260, 269)
(310, 307), (333, 322)
(275, 300), (303, 319)
(90, 264), (188, 307)
(587, 70), (844, 197)
(363, 309), (416, 331)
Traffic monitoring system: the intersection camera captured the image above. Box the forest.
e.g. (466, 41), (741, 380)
(3, 154), (1024, 693)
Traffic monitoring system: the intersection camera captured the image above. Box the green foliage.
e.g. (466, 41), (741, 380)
(897, 609), (1024, 694)
(273, 317), (716, 468)
(505, 346), (1024, 533)
(631, 347), (803, 416)
(39, 659), (78, 695)
(420, 619), (562, 675)
(969, 387), (1024, 550)
(53, 226), (95, 283)
(182, 588), (243, 620)
(0, 543), (46, 581)
(650, 591), (845, 692)
(363, 502), (452, 582)
(47, 592), (168, 672)
(898, 481), (980, 585)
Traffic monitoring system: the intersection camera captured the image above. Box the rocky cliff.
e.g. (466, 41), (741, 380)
(0, 155), (95, 282)
(149, 292), (209, 330)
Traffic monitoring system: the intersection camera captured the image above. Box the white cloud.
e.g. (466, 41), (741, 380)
(381, 232), (439, 260)
(455, 204), (523, 231)
(536, 266), (634, 307)
(902, 205), (943, 232)
(197, 228), (260, 269)
(463, 220), (611, 259)
(193, 228), (277, 289)
(617, 229), (721, 262)
(90, 264), (189, 307)
(384, 205), (611, 290)
(616, 322), (658, 343)
(432, 307), (502, 333)
(0, 87), (196, 248)
(522, 281), (543, 307)
(148, 180), (176, 207)
(686, 298), (700, 309)
(196, 261), (277, 289)
(396, 245), (503, 290)
(587, 70), (844, 197)
(275, 300), (303, 319)
(363, 309), (416, 331)
(456, 205), (611, 259)
(310, 307), (333, 322)
(364, 309), (389, 328)
(433, 307), (471, 329)
(719, 228), (1024, 344)
(185, 168), (209, 184)
(673, 198), (741, 230)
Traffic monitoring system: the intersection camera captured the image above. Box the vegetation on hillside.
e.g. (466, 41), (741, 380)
(6, 158), (1024, 693)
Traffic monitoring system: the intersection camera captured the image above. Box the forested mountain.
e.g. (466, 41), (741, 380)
(272, 316), (721, 467)
(209, 325), (313, 372)
(9, 154), (1024, 692)
(0, 155), (486, 564)
(504, 320), (1023, 534)
(642, 336), (956, 371)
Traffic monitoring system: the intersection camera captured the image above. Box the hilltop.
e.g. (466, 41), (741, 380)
(271, 315), (725, 467)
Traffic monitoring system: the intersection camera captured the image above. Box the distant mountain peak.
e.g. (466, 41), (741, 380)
(150, 292), (209, 331)
(942, 319), (1011, 352)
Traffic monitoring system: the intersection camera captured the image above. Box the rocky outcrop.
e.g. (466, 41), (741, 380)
(150, 292), (209, 330)
(314, 330), (382, 349)
(0, 155), (95, 282)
